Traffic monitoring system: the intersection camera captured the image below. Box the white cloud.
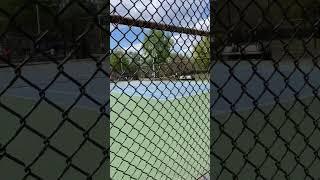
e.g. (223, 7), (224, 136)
(123, 42), (143, 52)
(110, 0), (210, 55)
(111, 0), (209, 30)
(171, 16), (209, 56)
(195, 17), (210, 31)
(172, 33), (202, 56)
(117, 24), (209, 56)
(110, 24), (115, 31)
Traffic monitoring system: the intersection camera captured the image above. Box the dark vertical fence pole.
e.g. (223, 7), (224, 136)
(106, 0), (111, 178)
(210, 0), (217, 179)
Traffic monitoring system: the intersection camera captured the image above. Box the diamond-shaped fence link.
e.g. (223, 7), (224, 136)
(0, 0), (108, 179)
(212, 0), (320, 179)
(110, 0), (210, 179)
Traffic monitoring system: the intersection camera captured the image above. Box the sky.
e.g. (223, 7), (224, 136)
(110, 0), (210, 56)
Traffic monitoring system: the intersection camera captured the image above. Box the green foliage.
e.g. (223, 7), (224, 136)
(128, 51), (143, 65)
(110, 50), (142, 80)
(110, 49), (130, 73)
(193, 37), (210, 71)
(142, 30), (173, 65)
(126, 51), (142, 74)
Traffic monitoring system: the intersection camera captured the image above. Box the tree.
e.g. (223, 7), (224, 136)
(128, 51), (143, 65)
(142, 30), (173, 77)
(126, 51), (142, 78)
(110, 49), (130, 73)
(193, 37), (209, 71)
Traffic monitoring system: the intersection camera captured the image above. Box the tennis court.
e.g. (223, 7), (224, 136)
(110, 80), (210, 179)
(3, 59), (319, 179)
(110, 60), (320, 179)
(111, 80), (209, 100)
(110, 59), (320, 179)
(0, 60), (209, 179)
(2, 59), (319, 179)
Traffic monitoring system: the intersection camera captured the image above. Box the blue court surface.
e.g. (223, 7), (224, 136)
(0, 61), (107, 110)
(111, 80), (209, 100)
(212, 61), (320, 114)
(110, 61), (320, 115)
(1, 60), (318, 114)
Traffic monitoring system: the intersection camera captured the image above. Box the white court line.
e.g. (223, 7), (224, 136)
(111, 89), (209, 101)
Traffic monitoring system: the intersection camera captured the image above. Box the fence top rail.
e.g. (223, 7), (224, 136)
(110, 15), (210, 36)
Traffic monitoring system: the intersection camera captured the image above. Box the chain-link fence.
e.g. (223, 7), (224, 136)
(6, 0), (320, 179)
(0, 0), (108, 179)
(110, 0), (210, 179)
(212, 0), (320, 179)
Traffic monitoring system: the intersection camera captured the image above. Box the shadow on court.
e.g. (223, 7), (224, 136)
(0, 61), (107, 179)
(212, 60), (320, 179)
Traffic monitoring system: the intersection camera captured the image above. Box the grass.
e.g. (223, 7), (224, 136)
(110, 92), (210, 180)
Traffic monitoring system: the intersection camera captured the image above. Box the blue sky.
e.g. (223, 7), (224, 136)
(110, 0), (210, 56)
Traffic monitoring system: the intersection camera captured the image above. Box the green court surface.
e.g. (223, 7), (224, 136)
(110, 92), (210, 180)
(3, 88), (319, 179)
(212, 96), (320, 179)
(0, 95), (102, 129)
(0, 95), (106, 179)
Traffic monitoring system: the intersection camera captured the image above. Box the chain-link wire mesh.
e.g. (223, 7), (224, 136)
(110, 0), (210, 179)
(0, 0), (108, 179)
(212, 0), (320, 179)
